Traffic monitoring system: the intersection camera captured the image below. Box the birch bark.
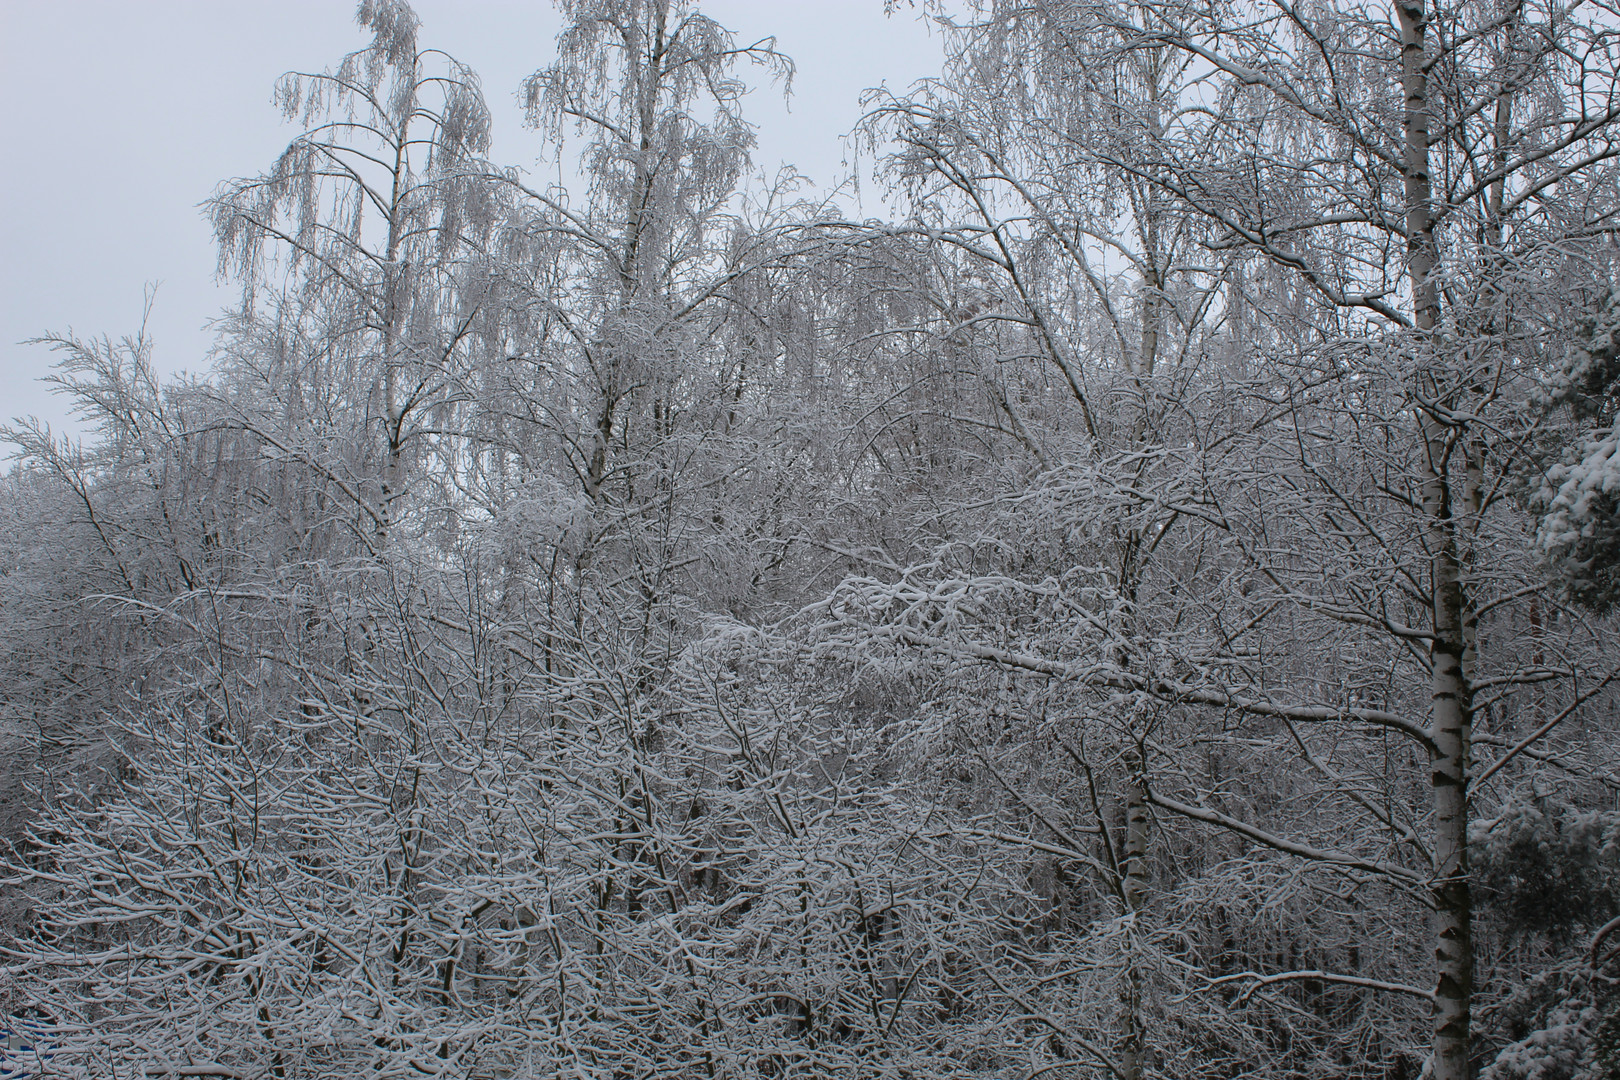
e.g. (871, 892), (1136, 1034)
(1396, 4), (1474, 1075)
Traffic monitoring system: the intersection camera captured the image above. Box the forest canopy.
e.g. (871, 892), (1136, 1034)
(3, 1), (1620, 1077)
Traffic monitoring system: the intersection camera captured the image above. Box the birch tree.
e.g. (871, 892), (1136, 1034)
(210, 0), (505, 549)
(835, 0), (1620, 1076)
(841, 9), (1256, 1074)
(7, 1), (1620, 1076)
(1107, 2), (1620, 1073)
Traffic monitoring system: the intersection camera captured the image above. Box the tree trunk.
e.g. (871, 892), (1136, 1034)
(1120, 747), (1150, 1080)
(1397, 3), (1474, 1076)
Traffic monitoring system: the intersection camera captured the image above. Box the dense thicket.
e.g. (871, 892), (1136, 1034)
(3, 1), (1620, 1077)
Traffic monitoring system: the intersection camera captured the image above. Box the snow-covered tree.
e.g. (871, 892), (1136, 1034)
(5, 1), (1620, 1078)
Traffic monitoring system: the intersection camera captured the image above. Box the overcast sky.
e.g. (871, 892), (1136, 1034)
(0, 1), (951, 452)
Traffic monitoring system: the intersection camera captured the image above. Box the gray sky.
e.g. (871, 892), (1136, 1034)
(0, 1), (950, 452)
